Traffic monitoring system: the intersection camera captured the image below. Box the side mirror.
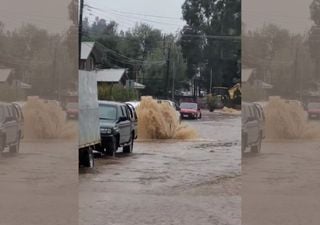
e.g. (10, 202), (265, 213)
(5, 116), (13, 122)
(118, 116), (127, 122)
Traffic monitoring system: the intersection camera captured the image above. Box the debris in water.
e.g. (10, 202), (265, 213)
(22, 97), (77, 139)
(136, 96), (197, 139)
(264, 98), (320, 139)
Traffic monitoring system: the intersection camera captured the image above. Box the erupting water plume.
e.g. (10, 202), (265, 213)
(136, 96), (197, 140)
(264, 97), (320, 139)
(22, 97), (77, 139)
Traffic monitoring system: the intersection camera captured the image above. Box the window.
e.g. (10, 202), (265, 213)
(99, 104), (117, 121)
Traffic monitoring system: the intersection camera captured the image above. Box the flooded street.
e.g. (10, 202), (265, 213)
(242, 140), (320, 225)
(0, 140), (78, 225)
(79, 110), (241, 225)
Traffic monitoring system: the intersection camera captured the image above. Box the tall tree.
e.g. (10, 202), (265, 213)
(309, 0), (320, 81)
(181, 0), (241, 90)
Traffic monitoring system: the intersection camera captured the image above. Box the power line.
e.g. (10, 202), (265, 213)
(86, 0), (182, 21)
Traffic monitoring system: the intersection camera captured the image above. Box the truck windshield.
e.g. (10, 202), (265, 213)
(99, 104), (117, 121)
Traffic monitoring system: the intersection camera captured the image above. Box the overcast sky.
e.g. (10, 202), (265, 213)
(84, 0), (186, 34)
(0, 0), (71, 33)
(243, 0), (314, 34)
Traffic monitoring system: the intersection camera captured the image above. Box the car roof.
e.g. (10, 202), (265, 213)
(98, 100), (126, 106)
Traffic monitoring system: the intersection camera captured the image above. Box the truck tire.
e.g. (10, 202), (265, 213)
(0, 136), (5, 153)
(9, 134), (20, 154)
(83, 148), (94, 168)
(106, 136), (117, 156)
(242, 134), (247, 154)
(123, 135), (133, 153)
(251, 135), (262, 153)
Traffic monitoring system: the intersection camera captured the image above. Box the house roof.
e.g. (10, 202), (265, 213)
(242, 68), (254, 82)
(0, 68), (12, 82)
(133, 82), (145, 89)
(96, 69), (127, 82)
(81, 42), (95, 60)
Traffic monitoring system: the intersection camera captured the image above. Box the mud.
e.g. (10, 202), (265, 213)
(22, 97), (77, 139)
(79, 110), (241, 225)
(0, 140), (78, 225)
(136, 96), (197, 139)
(242, 141), (320, 225)
(264, 98), (320, 139)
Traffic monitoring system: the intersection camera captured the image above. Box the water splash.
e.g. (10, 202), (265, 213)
(136, 96), (197, 140)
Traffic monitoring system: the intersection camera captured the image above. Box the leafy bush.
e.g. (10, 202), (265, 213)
(98, 83), (138, 102)
(0, 83), (26, 102)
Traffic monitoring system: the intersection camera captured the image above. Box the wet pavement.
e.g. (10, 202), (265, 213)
(242, 140), (320, 225)
(0, 140), (78, 225)
(79, 110), (241, 225)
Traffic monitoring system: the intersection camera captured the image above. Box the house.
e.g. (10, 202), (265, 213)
(96, 68), (145, 89)
(80, 42), (103, 71)
(242, 68), (272, 89)
(0, 68), (14, 85)
(96, 69), (129, 86)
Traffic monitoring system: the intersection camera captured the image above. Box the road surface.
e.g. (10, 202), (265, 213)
(79, 110), (241, 225)
(242, 140), (320, 225)
(0, 139), (78, 225)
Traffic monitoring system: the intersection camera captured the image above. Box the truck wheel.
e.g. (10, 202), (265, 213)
(251, 135), (262, 153)
(106, 136), (117, 156)
(83, 148), (94, 168)
(9, 134), (20, 154)
(123, 135), (133, 153)
(242, 134), (247, 154)
(0, 136), (5, 153)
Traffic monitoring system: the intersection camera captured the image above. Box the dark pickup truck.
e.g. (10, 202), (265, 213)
(0, 102), (23, 153)
(98, 101), (137, 155)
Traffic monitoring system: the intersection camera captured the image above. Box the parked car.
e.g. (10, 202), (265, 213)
(179, 102), (202, 119)
(242, 102), (265, 154)
(98, 101), (136, 155)
(307, 102), (320, 119)
(66, 102), (79, 119)
(0, 102), (23, 153)
(12, 103), (24, 139)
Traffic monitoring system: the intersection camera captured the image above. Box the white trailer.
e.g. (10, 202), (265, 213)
(79, 70), (100, 168)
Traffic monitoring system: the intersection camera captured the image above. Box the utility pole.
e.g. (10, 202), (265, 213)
(210, 67), (213, 94)
(172, 61), (175, 101)
(165, 43), (171, 99)
(79, 0), (84, 67)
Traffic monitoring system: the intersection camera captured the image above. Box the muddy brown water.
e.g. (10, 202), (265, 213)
(22, 97), (77, 139)
(136, 97), (197, 140)
(264, 98), (320, 139)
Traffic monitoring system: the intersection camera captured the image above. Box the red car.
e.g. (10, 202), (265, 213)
(66, 102), (79, 119)
(179, 102), (202, 119)
(307, 102), (320, 119)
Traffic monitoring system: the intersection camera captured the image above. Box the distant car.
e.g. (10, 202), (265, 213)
(98, 101), (136, 155)
(179, 102), (202, 120)
(307, 102), (320, 119)
(0, 102), (23, 153)
(66, 102), (79, 119)
(242, 102), (265, 154)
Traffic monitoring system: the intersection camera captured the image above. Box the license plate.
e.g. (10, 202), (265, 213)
(183, 114), (189, 118)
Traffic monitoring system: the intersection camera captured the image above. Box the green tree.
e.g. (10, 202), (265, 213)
(309, 0), (320, 81)
(181, 0), (241, 90)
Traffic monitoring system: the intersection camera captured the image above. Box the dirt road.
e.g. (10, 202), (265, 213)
(0, 139), (78, 225)
(242, 140), (320, 225)
(79, 110), (241, 225)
